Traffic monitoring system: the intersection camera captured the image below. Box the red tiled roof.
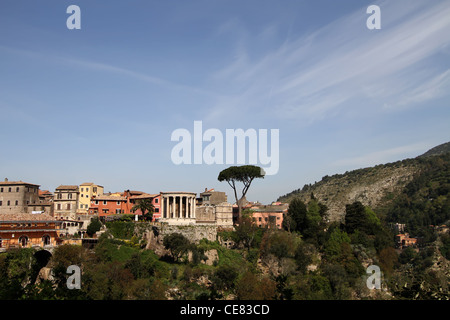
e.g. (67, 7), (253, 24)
(129, 193), (159, 200)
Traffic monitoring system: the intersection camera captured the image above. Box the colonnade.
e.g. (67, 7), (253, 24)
(161, 192), (196, 220)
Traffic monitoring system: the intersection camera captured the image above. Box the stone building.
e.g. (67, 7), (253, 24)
(53, 185), (80, 220)
(196, 203), (233, 227)
(198, 188), (228, 206)
(0, 179), (40, 214)
(77, 182), (104, 214)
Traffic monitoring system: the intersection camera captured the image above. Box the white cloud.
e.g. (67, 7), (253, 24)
(332, 142), (432, 168)
(204, 0), (450, 126)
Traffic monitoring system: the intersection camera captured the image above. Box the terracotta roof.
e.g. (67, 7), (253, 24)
(94, 195), (127, 201)
(129, 193), (159, 200)
(56, 185), (79, 190)
(0, 180), (40, 187)
(80, 182), (103, 187)
(127, 191), (145, 195)
(0, 213), (58, 222)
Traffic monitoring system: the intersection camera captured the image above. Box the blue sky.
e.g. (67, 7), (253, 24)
(1, 0), (450, 204)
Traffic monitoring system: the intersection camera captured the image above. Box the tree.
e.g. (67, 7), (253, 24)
(0, 248), (37, 299)
(218, 165), (265, 221)
(344, 201), (367, 234)
(163, 233), (190, 262)
(131, 198), (155, 221)
(86, 217), (102, 237)
(283, 198), (325, 244)
(232, 210), (261, 251)
(236, 271), (277, 300)
(283, 198), (307, 233)
(260, 229), (298, 260)
(304, 199), (324, 243)
(212, 264), (239, 291)
(294, 243), (313, 274)
(324, 228), (351, 259)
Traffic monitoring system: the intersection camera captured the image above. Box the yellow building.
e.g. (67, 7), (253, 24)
(77, 182), (104, 214)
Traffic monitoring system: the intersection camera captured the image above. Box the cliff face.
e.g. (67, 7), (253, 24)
(278, 159), (421, 223)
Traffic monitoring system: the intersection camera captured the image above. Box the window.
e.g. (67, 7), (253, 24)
(95, 200), (99, 205)
(67, 204), (71, 210)
(68, 193), (72, 200)
(0, 201), (2, 206)
(8, 187), (12, 192)
(155, 198), (159, 203)
(102, 209), (109, 213)
(57, 193), (62, 199)
(81, 188), (84, 192)
(7, 200), (10, 206)
(116, 209), (121, 214)
(16, 187), (19, 192)
(15, 200), (18, 206)
(103, 201), (107, 205)
(0, 187), (3, 192)
(117, 201), (121, 205)
(57, 204), (61, 210)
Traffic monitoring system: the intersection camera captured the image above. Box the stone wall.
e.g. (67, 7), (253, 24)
(160, 224), (218, 243)
(142, 223), (219, 257)
(195, 206), (216, 223)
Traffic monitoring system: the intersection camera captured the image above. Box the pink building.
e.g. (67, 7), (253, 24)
(250, 202), (289, 229)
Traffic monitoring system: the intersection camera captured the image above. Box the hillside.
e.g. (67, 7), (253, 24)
(277, 142), (450, 223)
(418, 141), (450, 158)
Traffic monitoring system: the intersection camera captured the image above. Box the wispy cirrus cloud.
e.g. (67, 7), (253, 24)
(204, 0), (450, 126)
(332, 142), (432, 168)
(0, 44), (216, 98)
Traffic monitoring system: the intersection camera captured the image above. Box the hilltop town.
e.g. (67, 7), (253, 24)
(0, 178), (288, 251)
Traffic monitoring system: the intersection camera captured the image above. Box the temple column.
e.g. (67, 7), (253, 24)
(165, 196), (168, 218)
(188, 198), (191, 218)
(191, 196), (195, 219)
